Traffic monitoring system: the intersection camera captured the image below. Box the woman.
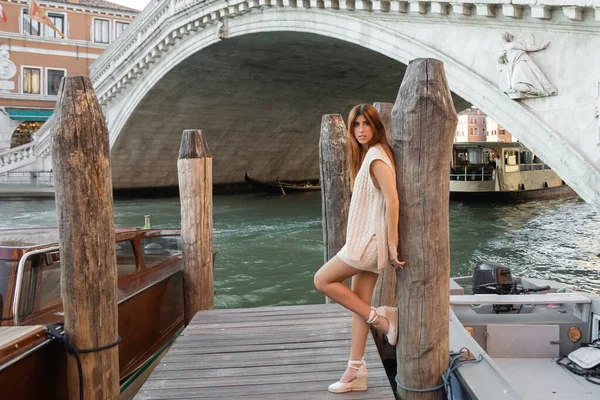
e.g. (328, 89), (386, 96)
(314, 104), (405, 393)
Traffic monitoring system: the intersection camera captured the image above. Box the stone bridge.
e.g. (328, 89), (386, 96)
(29, 0), (600, 206)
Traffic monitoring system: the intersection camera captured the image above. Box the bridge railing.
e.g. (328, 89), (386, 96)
(89, 0), (600, 108)
(90, 0), (172, 86)
(0, 142), (37, 174)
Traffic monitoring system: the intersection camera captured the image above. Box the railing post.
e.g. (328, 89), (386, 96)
(319, 114), (351, 301)
(392, 59), (458, 399)
(177, 129), (214, 324)
(52, 76), (120, 400)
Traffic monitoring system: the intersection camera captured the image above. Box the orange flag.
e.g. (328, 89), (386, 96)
(28, 0), (64, 38)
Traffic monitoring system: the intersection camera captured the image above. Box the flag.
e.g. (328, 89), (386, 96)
(0, 4), (7, 23)
(28, 0), (64, 38)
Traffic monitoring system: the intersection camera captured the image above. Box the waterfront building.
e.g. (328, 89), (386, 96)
(485, 117), (515, 142)
(0, 0), (138, 153)
(455, 107), (515, 143)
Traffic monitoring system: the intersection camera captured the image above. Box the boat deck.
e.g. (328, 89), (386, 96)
(494, 358), (600, 399)
(0, 326), (46, 367)
(134, 304), (395, 399)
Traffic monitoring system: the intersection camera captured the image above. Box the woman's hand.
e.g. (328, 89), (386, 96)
(388, 245), (406, 270)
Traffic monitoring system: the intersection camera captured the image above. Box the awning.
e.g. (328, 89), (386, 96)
(6, 108), (54, 121)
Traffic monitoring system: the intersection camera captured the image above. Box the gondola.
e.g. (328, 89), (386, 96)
(244, 171), (320, 194)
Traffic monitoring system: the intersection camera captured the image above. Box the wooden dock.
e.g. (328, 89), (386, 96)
(134, 304), (396, 399)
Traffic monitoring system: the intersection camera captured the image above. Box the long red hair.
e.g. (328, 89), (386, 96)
(347, 104), (395, 189)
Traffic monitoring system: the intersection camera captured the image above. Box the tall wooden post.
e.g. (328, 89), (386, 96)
(374, 102), (394, 143)
(392, 59), (458, 399)
(371, 102), (397, 361)
(52, 76), (120, 400)
(319, 114), (351, 301)
(178, 129), (214, 324)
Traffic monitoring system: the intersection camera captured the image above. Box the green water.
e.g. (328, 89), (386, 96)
(0, 193), (598, 308)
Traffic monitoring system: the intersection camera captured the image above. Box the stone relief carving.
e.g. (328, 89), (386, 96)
(498, 32), (557, 99)
(218, 19), (228, 40)
(0, 50), (17, 93)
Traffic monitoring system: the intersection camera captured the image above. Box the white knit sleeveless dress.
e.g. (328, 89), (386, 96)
(337, 145), (395, 274)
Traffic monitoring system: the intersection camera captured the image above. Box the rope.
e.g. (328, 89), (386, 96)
(556, 356), (600, 386)
(45, 323), (121, 400)
(395, 349), (483, 394)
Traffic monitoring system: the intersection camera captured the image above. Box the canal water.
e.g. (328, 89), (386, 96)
(1, 193), (598, 308)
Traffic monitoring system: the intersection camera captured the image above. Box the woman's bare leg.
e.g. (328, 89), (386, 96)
(314, 257), (390, 383)
(313, 256), (371, 319)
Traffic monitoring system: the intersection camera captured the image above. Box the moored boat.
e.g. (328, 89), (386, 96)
(447, 261), (600, 399)
(244, 171), (320, 194)
(0, 227), (215, 399)
(450, 142), (576, 201)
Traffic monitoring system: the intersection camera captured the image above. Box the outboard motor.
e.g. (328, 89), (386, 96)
(472, 260), (516, 295)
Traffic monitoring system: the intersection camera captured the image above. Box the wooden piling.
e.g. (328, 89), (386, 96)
(391, 59), (458, 399)
(373, 102), (394, 143)
(371, 102), (397, 361)
(51, 76), (120, 400)
(319, 114), (351, 300)
(178, 129), (214, 323)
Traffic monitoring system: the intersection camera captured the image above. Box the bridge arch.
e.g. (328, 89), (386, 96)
(91, 3), (598, 206)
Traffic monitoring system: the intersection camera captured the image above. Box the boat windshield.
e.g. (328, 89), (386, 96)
(0, 259), (15, 320)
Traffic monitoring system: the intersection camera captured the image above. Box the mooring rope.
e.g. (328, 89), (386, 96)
(45, 323), (121, 400)
(395, 349), (483, 395)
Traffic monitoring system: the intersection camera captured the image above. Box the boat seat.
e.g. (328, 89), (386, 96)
(450, 293), (592, 322)
(450, 293), (591, 305)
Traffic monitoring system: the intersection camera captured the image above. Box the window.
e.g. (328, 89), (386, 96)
(40, 251), (61, 309)
(22, 10), (41, 36)
(94, 19), (110, 43)
(141, 236), (182, 267)
(47, 69), (65, 96)
(473, 128), (478, 136)
(499, 129), (505, 136)
(115, 21), (129, 38)
(23, 67), (42, 94)
(47, 13), (65, 38)
(116, 241), (137, 277)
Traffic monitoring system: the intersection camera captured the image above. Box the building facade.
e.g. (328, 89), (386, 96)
(455, 107), (515, 143)
(0, 0), (137, 153)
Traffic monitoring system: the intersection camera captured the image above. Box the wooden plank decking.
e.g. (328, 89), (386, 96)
(134, 304), (396, 399)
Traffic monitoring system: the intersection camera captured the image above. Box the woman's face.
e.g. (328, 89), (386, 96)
(353, 114), (374, 147)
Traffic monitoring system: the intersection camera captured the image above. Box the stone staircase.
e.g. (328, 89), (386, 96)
(0, 142), (37, 174)
(0, 116), (53, 181)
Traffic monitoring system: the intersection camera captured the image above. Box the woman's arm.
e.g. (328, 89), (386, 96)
(371, 159), (405, 269)
(512, 41), (549, 52)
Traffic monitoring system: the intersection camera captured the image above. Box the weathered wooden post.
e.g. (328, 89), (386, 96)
(52, 76), (120, 399)
(371, 102), (397, 361)
(319, 114), (351, 301)
(178, 129), (214, 324)
(374, 102), (394, 143)
(392, 59), (458, 399)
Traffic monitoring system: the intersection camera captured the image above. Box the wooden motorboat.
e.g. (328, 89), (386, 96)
(0, 227), (215, 399)
(450, 142), (576, 201)
(446, 261), (600, 399)
(244, 171), (320, 194)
